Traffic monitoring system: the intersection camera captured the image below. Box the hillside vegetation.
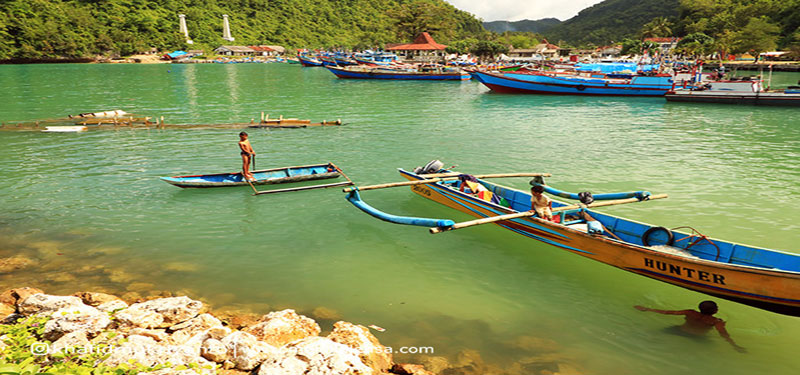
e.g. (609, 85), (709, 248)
(544, 0), (679, 46)
(483, 18), (561, 34)
(0, 0), (486, 59)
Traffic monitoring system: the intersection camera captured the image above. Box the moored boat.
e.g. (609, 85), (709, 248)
(297, 55), (323, 67)
(326, 65), (470, 81)
(665, 80), (800, 106)
(343, 163), (800, 316)
(471, 70), (684, 96)
(161, 163), (341, 188)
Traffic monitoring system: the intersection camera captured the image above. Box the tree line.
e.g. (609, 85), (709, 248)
(0, 0), (502, 60)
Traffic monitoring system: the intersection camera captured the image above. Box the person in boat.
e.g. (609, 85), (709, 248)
(634, 301), (746, 353)
(238, 131), (256, 181)
(529, 185), (553, 221)
(458, 174), (494, 201)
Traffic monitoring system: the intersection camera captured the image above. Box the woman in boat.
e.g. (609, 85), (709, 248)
(529, 185), (553, 221)
(635, 301), (746, 353)
(238, 132), (256, 182)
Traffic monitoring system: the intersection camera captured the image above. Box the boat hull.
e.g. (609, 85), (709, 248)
(326, 66), (470, 81)
(297, 55), (323, 67)
(472, 71), (670, 96)
(161, 164), (339, 188)
(665, 91), (800, 106)
(398, 169), (800, 316)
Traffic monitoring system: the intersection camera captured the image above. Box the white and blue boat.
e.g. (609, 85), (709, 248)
(160, 163), (342, 188)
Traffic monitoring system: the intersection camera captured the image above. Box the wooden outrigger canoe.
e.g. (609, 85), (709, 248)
(161, 163), (350, 190)
(344, 167), (800, 316)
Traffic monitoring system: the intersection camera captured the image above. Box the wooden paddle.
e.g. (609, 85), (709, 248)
(429, 194), (668, 234)
(342, 172), (551, 193)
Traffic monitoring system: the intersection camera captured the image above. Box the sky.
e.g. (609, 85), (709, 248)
(444, 0), (605, 22)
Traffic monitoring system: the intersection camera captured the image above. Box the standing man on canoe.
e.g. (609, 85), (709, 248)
(238, 131), (256, 181)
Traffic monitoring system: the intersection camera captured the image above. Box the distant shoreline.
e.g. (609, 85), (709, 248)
(3, 58), (800, 72)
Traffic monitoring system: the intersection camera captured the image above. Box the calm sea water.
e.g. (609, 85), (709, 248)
(1, 63), (798, 374)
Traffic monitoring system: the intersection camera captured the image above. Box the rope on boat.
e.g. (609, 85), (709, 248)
(670, 226), (722, 261)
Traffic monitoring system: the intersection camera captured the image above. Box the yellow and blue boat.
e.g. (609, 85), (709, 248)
(344, 165), (800, 316)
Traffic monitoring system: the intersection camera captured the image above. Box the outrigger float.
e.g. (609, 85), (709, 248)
(161, 162), (353, 195)
(343, 161), (800, 316)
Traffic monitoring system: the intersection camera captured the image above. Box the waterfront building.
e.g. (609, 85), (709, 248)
(386, 32), (447, 62)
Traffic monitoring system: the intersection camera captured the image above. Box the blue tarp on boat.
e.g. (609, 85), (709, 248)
(166, 51), (188, 59)
(575, 63), (659, 73)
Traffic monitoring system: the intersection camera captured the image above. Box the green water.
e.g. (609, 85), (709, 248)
(1, 64), (799, 374)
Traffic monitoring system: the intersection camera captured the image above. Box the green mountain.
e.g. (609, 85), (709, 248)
(483, 18), (561, 34)
(0, 0), (486, 60)
(544, 0), (679, 45)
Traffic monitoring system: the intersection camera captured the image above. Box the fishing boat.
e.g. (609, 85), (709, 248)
(471, 70), (685, 96)
(297, 55), (323, 67)
(319, 56), (338, 67)
(343, 162), (800, 316)
(161, 163), (345, 189)
(665, 79), (800, 106)
(326, 66), (470, 81)
(333, 56), (358, 66)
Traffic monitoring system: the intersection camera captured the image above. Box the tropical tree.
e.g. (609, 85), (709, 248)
(470, 40), (508, 60)
(676, 32), (714, 58)
(445, 39), (477, 55)
(733, 16), (780, 61)
(620, 38), (641, 55)
(389, 0), (452, 42)
(640, 16), (673, 39)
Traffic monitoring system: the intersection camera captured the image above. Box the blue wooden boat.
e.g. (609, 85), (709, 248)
(297, 55), (323, 67)
(343, 165), (800, 316)
(333, 56), (358, 66)
(326, 66), (470, 81)
(472, 71), (677, 96)
(161, 163), (341, 188)
(319, 56), (338, 67)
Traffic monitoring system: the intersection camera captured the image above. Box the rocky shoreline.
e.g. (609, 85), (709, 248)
(0, 287), (437, 375)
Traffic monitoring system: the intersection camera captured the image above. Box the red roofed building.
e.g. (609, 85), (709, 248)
(386, 32), (447, 62)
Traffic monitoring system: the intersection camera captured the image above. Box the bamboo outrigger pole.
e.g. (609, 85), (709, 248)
(429, 194), (668, 234)
(342, 173), (551, 193)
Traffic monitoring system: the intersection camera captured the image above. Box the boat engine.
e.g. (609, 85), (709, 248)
(414, 160), (444, 174)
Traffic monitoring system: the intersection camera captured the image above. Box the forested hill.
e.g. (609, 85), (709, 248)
(544, 0), (679, 45)
(0, 0), (486, 59)
(483, 18), (561, 34)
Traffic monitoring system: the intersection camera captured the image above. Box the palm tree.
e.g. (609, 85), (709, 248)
(640, 17), (673, 40)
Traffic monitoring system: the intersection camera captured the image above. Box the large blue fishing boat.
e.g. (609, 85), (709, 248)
(471, 71), (681, 96)
(326, 66), (470, 81)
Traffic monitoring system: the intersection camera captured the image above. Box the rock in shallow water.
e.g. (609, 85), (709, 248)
(327, 321), (392, 373)
(257, 336), (373, 375)
(244, 309), (320, 347)
(114, 296), (204, 329)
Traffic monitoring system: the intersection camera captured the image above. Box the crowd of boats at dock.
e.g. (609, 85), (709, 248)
(293, 51), (800, 106)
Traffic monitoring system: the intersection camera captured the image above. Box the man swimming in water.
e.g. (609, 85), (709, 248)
(238, 131), (256, 181)
(635, 301), (746, 353)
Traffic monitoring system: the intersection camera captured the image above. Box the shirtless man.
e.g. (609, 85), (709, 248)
(238, 132), (256, 181)
(635, 301), (746, 352)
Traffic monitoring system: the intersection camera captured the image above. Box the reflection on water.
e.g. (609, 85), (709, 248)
(0, 64), (798, 374)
